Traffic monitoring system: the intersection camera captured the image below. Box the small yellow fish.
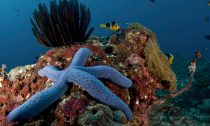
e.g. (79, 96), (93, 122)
(208, 1), (210, 6)
(166, 53), (174, 65)
(99, 21), (120, 31)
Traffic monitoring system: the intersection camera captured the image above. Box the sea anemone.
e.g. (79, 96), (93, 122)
(30, 0), (94, 47)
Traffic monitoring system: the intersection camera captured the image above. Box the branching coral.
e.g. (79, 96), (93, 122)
(31, 0), (94, 47)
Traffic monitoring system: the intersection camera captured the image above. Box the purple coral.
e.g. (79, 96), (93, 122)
(63, 97), (89, 116)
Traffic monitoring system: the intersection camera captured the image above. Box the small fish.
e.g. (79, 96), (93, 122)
(188, 60), (196, 74)
(150, 0), (155, 3)
(204, 35), (210, 40)
(99, 21), (120, 31)
(208, 1), (210, 6)
(165, 53), (174, 65)
(195, 50), (201, 59)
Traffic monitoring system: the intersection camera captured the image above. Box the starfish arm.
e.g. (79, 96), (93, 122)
(70, 48), (93, 67)
(38, 66), (62, 82)
(7, 79), (68, 122)
(68, 68), (133, 120)
(72, 66), (132, 88)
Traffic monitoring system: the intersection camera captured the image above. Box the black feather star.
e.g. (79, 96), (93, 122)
(30, 0), (94, 47)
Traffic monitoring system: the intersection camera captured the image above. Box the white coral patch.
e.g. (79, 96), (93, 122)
(8, 64), (36, 81)
(135, 99), (139, 105)
(0, 77), (4, 82)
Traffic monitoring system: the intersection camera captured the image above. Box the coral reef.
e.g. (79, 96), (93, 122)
(0, 65), (46, 126)
(53, 95), (89, 125)
(31, 0), (94, 47)
(0, 23), (179, 126)
(109, 24), (177, 125)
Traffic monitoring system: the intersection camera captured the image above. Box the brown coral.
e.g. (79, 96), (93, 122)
(144, 40), (177, 92)
(78, 104), (127, 126)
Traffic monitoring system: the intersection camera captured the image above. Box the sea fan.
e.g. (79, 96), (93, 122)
(30, 0), (94, 47)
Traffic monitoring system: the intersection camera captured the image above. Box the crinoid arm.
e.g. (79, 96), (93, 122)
(31, 0), (94, 47)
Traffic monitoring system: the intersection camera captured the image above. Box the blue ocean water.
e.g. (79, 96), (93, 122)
(0, 0), (210, 70)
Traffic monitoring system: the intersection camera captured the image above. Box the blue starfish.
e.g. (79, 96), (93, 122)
(7, 48), (133, 122)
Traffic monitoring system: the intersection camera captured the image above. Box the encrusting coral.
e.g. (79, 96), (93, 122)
(31, 0), (94, 47)
(7, 48), (133, 122)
